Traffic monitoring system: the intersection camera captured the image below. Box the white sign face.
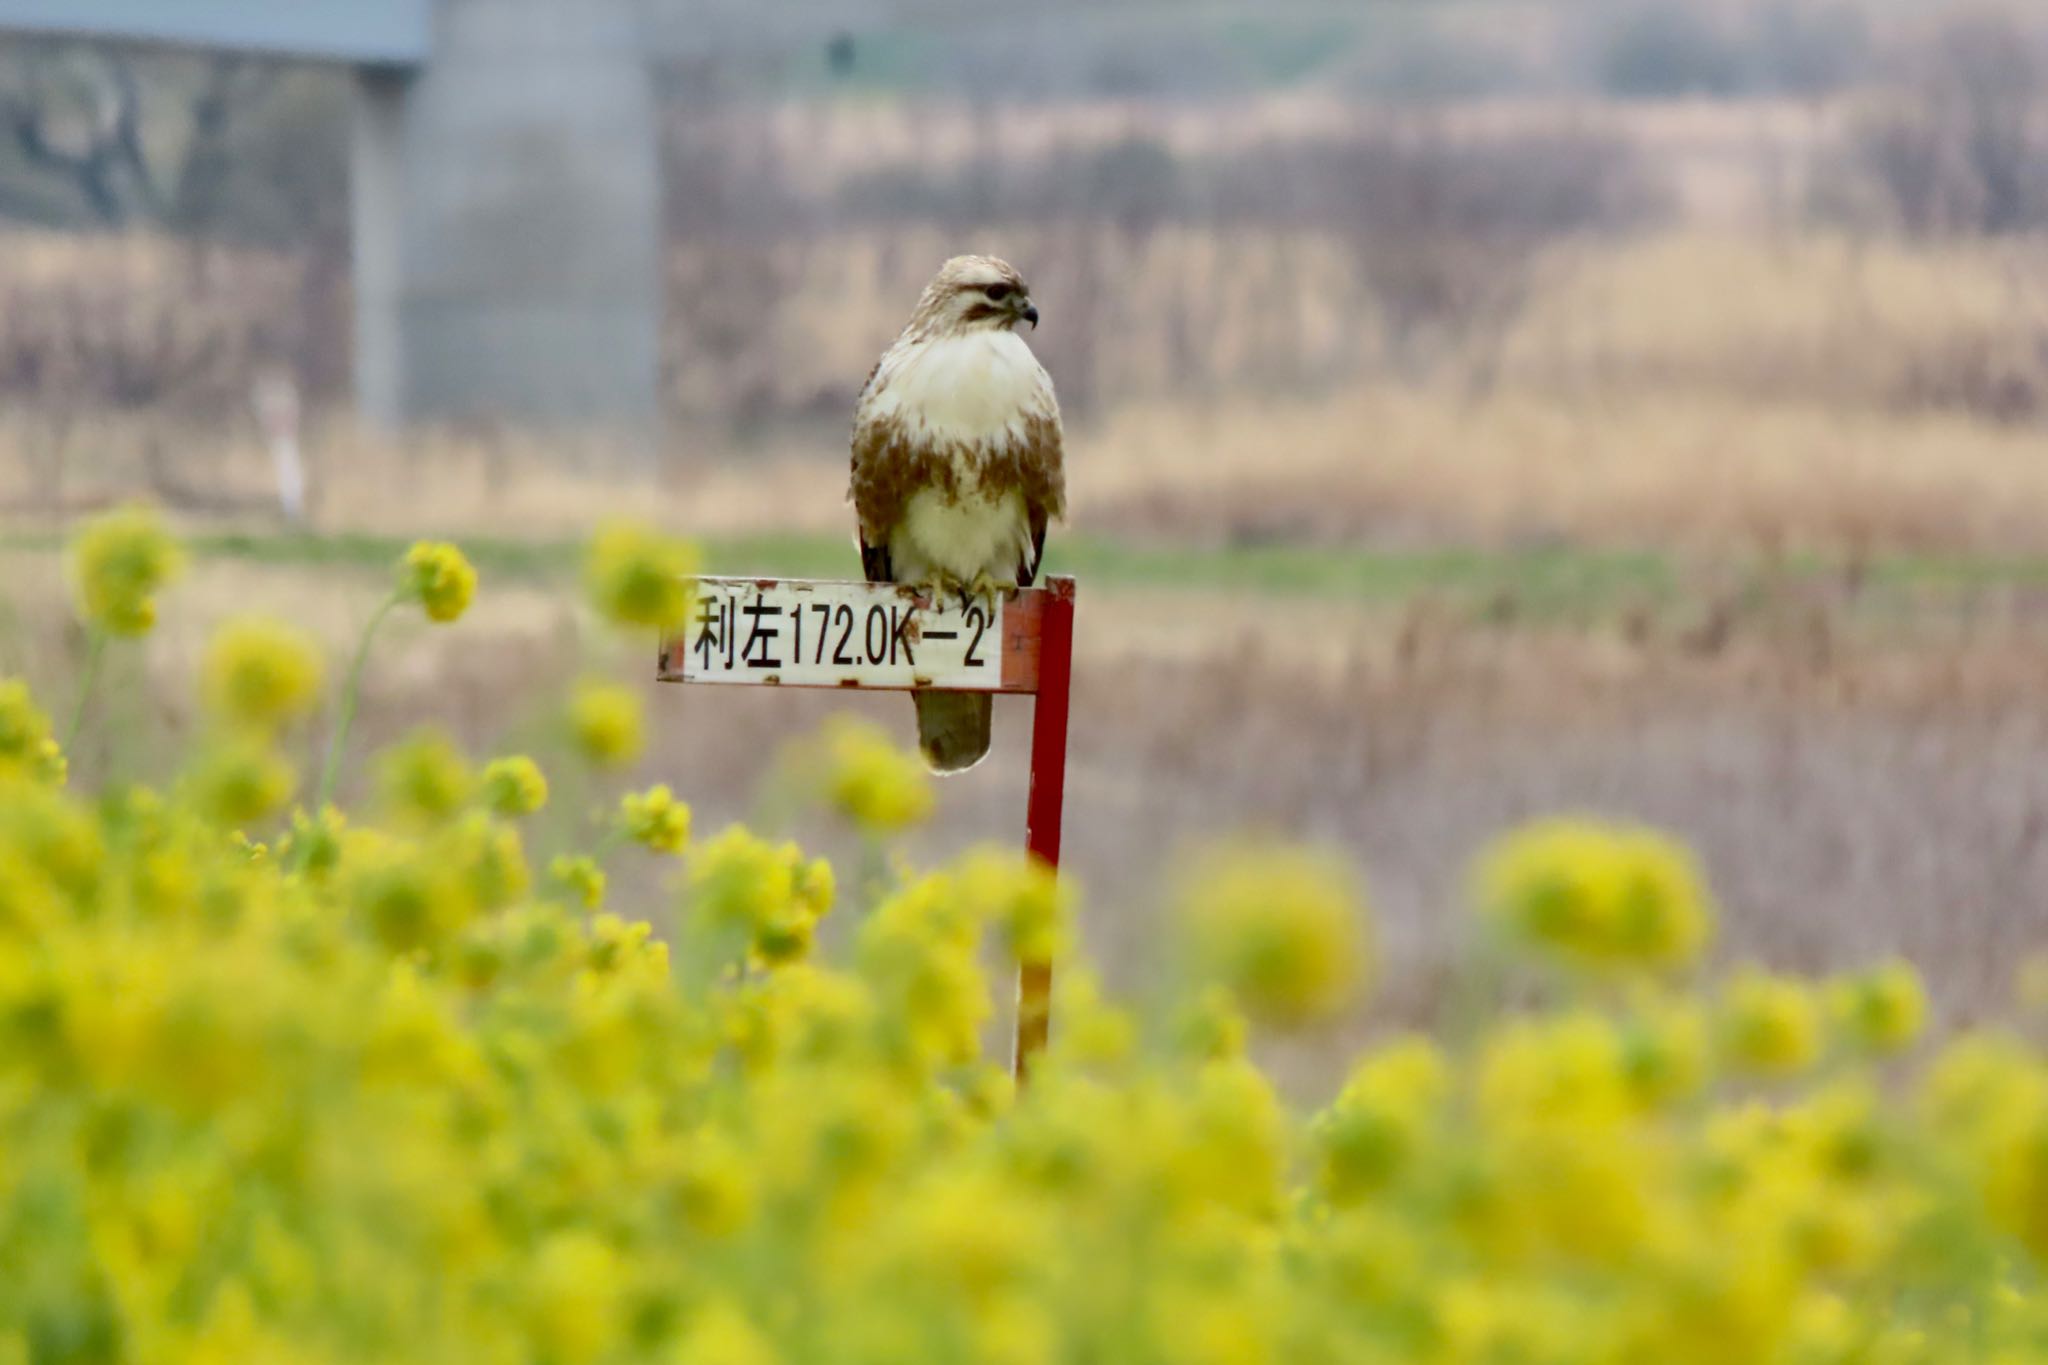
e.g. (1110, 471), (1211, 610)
(670, 578), (1006, 690)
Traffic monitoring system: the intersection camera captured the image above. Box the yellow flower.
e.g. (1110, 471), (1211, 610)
(1177, 1057), (1287, 1220)
(690, 825), (795, 933)
(343, 830), (476, 951)
(1829, 960), (1928, 1056)
(883, 1165), (1053, 1300)
(0, 679), (61, 784)
(479, 755), (549, 817)
(858, 874), (992, 1065)
(567, 678), (644, 768)
(1477, 1011), (1634, 1130)
(399, 541), (476, 623)
(549, 854), (607, 909)
(1173, 984), (1248, 1062)
(68, 502), (184, 635)
(187, 738), (296, 826)
(526, 1231), (622, 1364)
(1316, 1036), (1449, 1202)
(1175, 841), (1371, 1025)
(280, 804), (346, 879)
(676, 1131), (756, 1238)
(673, 1300), (776, 1365)
(375, 728), (474, 822)
(817, 716), (933, 833)
(452, 815), (530, 910)
(583, 519), (697, 629)
(201, 616), (323, 730)
(1719, 967), (1825, 1078)
(688, 828), (832, 972)
(1474, 817), (1714, 974)
(1619, 991), (1711, 1109)
(31, 739), (66, 787)
(14, 578), (2048, 1365)
(953, 846), (1068, 963)
(619, 784), (691, 854)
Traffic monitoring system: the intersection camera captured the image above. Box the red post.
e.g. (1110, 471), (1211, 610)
(1013, 575), (1075, 1082)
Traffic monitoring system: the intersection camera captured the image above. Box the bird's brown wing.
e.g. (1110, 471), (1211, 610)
(860, 535), (892, 584)
(851, 354), (902, 584)
(1013, 408), (1064, 588)
(851, 346), (969, 585)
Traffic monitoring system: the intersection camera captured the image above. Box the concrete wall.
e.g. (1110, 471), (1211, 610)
(351, 0), (663, 435)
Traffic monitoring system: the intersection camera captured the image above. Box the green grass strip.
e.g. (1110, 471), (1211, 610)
(8, 527), (2048, 619)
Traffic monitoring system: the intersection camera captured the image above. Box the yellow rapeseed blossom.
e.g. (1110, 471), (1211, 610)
(5, 569), (2048, 1365)
(0, 679), (64, 785)
(1719, 967), (1826, 1078)
(953, 846), (1069, 963)
(342, 830), (476, 952)
(187, 737), (296, 826)
(375, 728), (474, 822)
(1174, 984), (1249, 1062)
(1829, 960), (1928, 1056)
(619, 783), (691, 854)
(1316, 1035), (1449, 1203)
(688, 826), (834, 968)
(479, 754), (548, 817)
(819, 716), (934, 832)
(1619, 991), (1712, 1109)
(1175, 840), (1370, 1025)
(566, 678), (644, 768)
(548, 854), (606, 909)
(583, 518), (697, 629)
(399, 541), (477, 623)
(30, 740), (64, 787)
(279, 804), (346, 879)
(68, 502), (184, 635)
(1475, 817), (1714, 974)
(201, 615), (323, 730)
(674, 1301), (777, 1365)
(525, 1231), (622, 1364)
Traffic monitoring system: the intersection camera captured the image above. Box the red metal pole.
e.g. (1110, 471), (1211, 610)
(1013, 575), (1075, 1083)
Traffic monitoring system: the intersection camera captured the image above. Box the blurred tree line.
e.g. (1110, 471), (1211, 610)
(0, 3), (2040, 427)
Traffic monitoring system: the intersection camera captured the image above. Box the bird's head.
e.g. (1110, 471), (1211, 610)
(910, 255), (1039, 337)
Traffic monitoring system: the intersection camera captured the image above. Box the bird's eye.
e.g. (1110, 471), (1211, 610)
(983, 283), (1013, 302)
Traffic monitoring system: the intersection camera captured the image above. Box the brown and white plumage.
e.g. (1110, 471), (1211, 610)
(850, 255), (1065, 773)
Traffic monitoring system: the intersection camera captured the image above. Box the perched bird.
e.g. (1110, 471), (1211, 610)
(850, 255), (1066, 773)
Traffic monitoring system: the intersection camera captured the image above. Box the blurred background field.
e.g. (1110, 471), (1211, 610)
(3, 0), (2048, 1039)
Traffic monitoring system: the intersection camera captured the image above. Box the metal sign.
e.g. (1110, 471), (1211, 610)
(658, 577), (1047, 693)
(660, 574), (1077, 1081)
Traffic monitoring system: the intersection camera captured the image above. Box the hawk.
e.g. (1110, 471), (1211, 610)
(850, 255), (1066, 773)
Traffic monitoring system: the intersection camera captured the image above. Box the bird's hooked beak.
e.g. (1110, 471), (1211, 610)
(1019, 301), (1040, 330)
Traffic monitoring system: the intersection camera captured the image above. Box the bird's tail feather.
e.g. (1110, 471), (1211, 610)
(914, 692), (992, 774)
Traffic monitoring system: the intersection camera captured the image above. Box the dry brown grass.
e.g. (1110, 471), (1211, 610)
(1502, 231), (2048, 415)
(1079, 383), (2048, 552)
(8, 223), (2045, 554)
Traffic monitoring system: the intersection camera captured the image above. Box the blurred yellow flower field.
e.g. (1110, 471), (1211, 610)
(1, 508), (2044, 1364)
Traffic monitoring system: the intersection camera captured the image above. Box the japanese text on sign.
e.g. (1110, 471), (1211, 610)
(671, 579), (1004, 690)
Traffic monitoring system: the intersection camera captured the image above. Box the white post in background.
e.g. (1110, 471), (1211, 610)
(252, 367), (307, 525)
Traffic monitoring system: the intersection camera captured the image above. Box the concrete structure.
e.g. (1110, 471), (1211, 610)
(0, 0), (662, 434)
(349, 1), (662, 431)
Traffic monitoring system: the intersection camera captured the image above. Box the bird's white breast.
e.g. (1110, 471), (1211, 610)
(868, 330), (1047, 452)
(894, 486), (1030, 587)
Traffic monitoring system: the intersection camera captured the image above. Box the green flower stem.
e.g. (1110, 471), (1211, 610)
(311, 591), (401, 819)
(62, 626), (107, 752)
